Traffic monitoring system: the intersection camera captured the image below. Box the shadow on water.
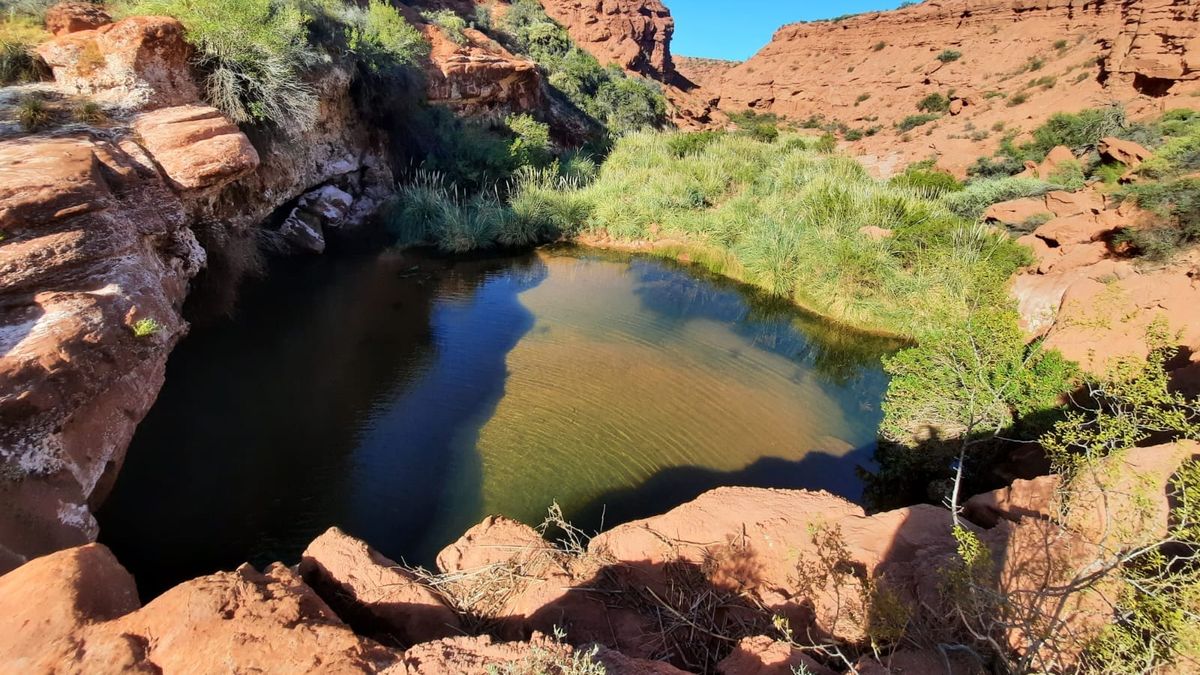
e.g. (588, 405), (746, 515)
(569, 443), (879, 536)
(97, 251), (546, 598)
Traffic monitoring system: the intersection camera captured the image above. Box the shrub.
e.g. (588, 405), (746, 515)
(421, 8), (467, 45)
(343, 0), (428, 74)
(1114, 178), (1200, 261)
(890, 168), (963, 196)
(936, 49), (962, 63)
(814, 133), (837, 153)
(917, 92), (950, 113)
(73, 99), (106, 124)
(873, 41), (886, 51)
(942, 177), (1056, 220)
(882, 305), (1077, 443)
(856, 92), (871, 105)
(124, 0), (319, 133)
(1046, 159), (1086, 190)
(896, 113), (939, 132)
(665, 130), (724, 157)
(16, 93), (51, 131)
(506, 113), (552, 168)
(471, 4), (492, 31)
(0, 17), (49, 84)
(1007, 92), (1028, 107)
(501, 0), (664, 135)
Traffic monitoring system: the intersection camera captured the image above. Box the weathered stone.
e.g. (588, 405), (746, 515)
(44, 1), (111, 37)
(37, 16), (200, 110)
(300, 527), (461, 645)
(133, 105), (260, 192)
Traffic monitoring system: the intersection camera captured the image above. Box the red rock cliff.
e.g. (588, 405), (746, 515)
(692, 0), (1200, 174)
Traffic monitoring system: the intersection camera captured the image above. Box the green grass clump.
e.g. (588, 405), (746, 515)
(421, 8), (467, 45)
(917, 92), (950, 113)
(942, 177), (1057, 220)
(889, 167), (963, 196)
(896, 114), (940, 132)
(0, 17), (49, 84)
(516, 131), (1028, 336)
(132, 318), (162, 338)
(936, 49), (962, 63)
(16, 93), (52, 131)
(665, 130), (726, 157)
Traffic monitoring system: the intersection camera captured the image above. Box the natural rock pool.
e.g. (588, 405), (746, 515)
(98, 248), (898, 596)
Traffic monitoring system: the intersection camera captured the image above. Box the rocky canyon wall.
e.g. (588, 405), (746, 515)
(679, 0), (1200, 174)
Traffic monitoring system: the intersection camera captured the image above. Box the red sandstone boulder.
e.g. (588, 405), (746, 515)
(983, 198), (1049, 228)
(436, 515), (549, 573)
(37, 16), (200, 110)
(132, 105), (260, 192)
(44, 2), (111, 36)
(718, 636), (834, 675)
(540, 0), (676, 78)
(300, 527), (462, 645)
(1098, 136), (1152, 169)
(423, 25), (542, 115)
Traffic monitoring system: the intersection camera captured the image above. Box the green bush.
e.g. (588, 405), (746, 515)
(500, 0), (664, 136)
(506, 113), (552, 168)
(665, 130), (725, 157)
(897, 114), (940, 132)
(936, 49), (962, 63)
(1114, 178), (1200, 261)
(421, 8), (467, 45)
(917, 92), (950, 113)
(881, 306), (1078, 442)
(124, 0), (319, 132)
(890, 168), (963, 196)
(342, 0), (428, 74)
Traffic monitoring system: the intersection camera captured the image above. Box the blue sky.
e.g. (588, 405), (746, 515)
(669, 1), (908, 61)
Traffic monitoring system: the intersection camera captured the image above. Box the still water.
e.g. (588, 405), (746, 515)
(98, 248), (897, 596)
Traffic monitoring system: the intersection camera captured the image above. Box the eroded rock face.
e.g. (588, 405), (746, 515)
(37, 16), (201, 110)
(44, 1), (112, 37)
(1001, 188), (1200, 381)
(697, 0), (1200, 176)
(423, 25), (543, 116)
(2, 19), (392, 571)
(0, 134), (207, 569)
(539, 0), (675, 79)
(132, 105), (261, 192)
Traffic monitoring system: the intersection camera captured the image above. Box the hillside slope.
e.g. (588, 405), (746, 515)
(683, 0), (1200, 175)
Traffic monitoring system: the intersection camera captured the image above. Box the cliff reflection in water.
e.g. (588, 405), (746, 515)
(99, 248), (897, 597)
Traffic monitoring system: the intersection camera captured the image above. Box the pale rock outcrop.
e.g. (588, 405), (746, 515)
(37, 16), (201, 110)
(300, 527), (462, 645)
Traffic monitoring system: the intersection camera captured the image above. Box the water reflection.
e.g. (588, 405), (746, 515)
(98, 248), (894, 598)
